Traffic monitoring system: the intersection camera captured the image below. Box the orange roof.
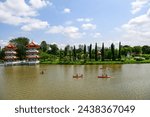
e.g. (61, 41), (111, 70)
(26, 41), (40, 48)
(5, 43), (17, 49)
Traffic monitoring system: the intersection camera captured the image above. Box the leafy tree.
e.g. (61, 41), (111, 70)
(132, 46), (142, 55)
(10, 37), (29, 46)
(101, 43), (104, 61)
(39, 52), (50, 61)
(142, 45), (150, 54)
(40, 41), (48, 52)
(64, 45), (70, 56)
(95, 43), (98, 61)
(111, 43), (115, 61)
(76, 45), (83, 60)
(0, 48), (5, 60)
(104, 48), (112, 59)
(48, 44), (59, 55)
(59, 49), (63, 61)
(121, 45), (132, 57)
(9, 37), (29, 60)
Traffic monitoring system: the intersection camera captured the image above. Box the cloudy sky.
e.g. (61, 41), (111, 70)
(0, 0), (150, 48)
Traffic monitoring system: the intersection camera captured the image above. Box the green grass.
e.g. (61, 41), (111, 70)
(40, 59), (150, 65)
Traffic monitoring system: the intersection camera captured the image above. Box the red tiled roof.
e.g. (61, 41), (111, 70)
(26, 41), (40, 48)
(5, 43), (17, 49)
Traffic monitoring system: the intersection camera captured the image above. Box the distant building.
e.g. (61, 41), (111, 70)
(26, 41), (40, 64)
(4, 43), (18, 65)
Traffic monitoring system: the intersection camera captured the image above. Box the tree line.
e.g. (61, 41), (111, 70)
(1, 37), (150, 63)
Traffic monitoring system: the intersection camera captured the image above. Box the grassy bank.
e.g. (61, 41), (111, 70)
(40, 59), (150, 65)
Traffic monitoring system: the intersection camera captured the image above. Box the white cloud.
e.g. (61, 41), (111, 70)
(114, 0), (150, 45)
(92, 32), (102, 38)
(21, 20), (49, 31)
(77, 18), (93, 22)
(65, 21), (73, 25)
(29, 0), (51, 9)
(63, 8), (71, 13)
(0, 0), (38, 18)
(0, 0), (50, 31)
(81, 23), (96, 30)
(121, 7), (150, 45)
(47, 25), (64, 34)
(0, 39), (8, 47)
(47, 25), (83, 39)
(131, 0), (149, 14)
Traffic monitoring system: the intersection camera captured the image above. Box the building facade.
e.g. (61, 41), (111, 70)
(26, 41), (40, 64)
(4, 43), (18, 65)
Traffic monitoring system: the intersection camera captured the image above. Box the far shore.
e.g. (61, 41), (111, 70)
(1, 59), (150, 66)
(40, 59), (150, 65)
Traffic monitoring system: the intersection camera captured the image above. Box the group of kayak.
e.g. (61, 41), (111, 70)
(73, 67), (111, 79)
(73, 74), (111, 79)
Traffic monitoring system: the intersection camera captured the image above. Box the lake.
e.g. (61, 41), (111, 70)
(0, 64), (150, 100)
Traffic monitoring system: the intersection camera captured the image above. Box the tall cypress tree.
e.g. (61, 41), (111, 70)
(118, 42), (121, 60)
(84, 44), (86, 61)
(95, 43), (98, 61)
(111, 43), (115, 61)
(73, 46), (76, 61)
(89, 44), (92, 61)
(101, 43), (105, 61)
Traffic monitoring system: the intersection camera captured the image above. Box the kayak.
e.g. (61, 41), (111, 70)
(73, 74), (83, 79)
(97, 76), (111, 78)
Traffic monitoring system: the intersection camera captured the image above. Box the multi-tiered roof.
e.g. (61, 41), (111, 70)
(26, 41), (40, 60)
(4, 43), (18, 61)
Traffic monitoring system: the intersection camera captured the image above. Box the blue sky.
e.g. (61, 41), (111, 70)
(0, 0), (150, 48)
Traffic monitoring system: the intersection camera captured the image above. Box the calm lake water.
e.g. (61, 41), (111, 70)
(0, 64), (150, 100)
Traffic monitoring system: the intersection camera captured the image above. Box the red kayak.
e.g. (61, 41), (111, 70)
(97, 76), (111, 78)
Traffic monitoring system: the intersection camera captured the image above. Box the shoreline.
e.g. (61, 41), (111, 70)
(40, 60), (150, 65)
(1, 60), (150, 66)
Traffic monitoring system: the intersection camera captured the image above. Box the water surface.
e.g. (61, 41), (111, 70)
(0, 64), (150, 100)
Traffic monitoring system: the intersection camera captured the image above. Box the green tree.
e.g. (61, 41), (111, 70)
(76, 45), (83, 60)
(89, 44), (92, 61)
(142, 45), (150, 54)
(84, 44), (86, 62)
(101, 43), (104, 61)
(73, 46), (76, 61)
(40, 41), (48, 52)
(121, 45), (132, 57)
(111, 43), (115, 61)
(118, 42), (121, 60)
(0, 48), (5, 60)
(59, 49), (63, 62)
(132, 46), (142, 55)
(64, 45), (70, 56)
(104, 48), (112, 59)
(9, 37), (29, 60)
(95, 43), (98, 61)
(39, 52), (50, 61)
(48, 44), (59, 55)
(69, 49), (72, 61)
